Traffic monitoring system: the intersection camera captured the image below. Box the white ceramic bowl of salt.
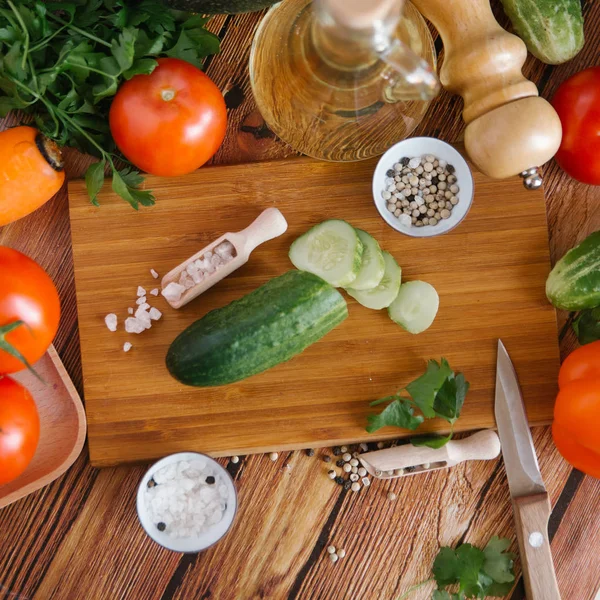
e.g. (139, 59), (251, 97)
(136, 452), (237, 553)
(372, 137), (474, 238)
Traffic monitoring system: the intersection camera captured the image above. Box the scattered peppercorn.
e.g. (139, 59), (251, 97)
(400, 156), (410, 166)
(351, 482), (361, 492)
(344, 480), (352, 490)
(333, 446), (342, 456)
(206, 476), (216, 484)
(340, 446), (348, 453)
(231, 456), (240, 464)
(447, 164), (455, 174)
(269, 452), (278, 461)
(335, 476), (344, 485)
(323, 455), (332, 463)
(386, 169), (395, 177)
(327, 545), (336, 554)
(328, 470), (336, 480)
(336, 459), (345, 467)
(338, 549), (346, 558)
(157, 522), (166, 531)
(388, 492), (397, 501)
(305, 448), (315, 457)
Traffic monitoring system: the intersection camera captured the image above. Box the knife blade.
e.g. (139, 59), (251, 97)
(495, 340), (546, 497)
(495, 339), (561, 600)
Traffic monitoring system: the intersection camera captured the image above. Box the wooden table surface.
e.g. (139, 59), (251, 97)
(1, 3), (599, 599)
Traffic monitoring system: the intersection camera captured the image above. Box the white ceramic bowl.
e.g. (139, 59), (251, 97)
(136, 452), (237, 553)
(372, 137), (474, 237)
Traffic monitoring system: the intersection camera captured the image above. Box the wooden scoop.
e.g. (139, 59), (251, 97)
(411, 0), (562, 188)
(359, 430), (501, 479)
(161, 207), (288, 309)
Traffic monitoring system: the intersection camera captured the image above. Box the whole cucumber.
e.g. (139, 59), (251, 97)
(166, 270), (348, 386)
(500, 0), (584, 65)
(546, 231), (600, 310)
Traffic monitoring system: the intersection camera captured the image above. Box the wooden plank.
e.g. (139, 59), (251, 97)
(67, 153), (559, 467)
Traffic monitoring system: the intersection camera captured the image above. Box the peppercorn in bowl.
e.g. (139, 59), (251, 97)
(373, 137), (474, 238)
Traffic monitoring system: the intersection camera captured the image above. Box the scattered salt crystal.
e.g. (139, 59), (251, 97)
(186, 261), (198, 274)
(204, 251), (213, 259)
(183, 277), (195, 289)
(104, 313), (117, 332)
(210, 254), (223, 267)
(203, 261), (216, 274)
(136, 296), (147, 305)
(150, 288), (159, 296)
(150, 269), (159, 279)
(125, 317), (145, 334)
(123, 342), (132, 352)
(137, 286), (146, 297)
(135, 307), (152, 329)
(138, 302), (150, 311)
(149, 307), (162, 321)
(128, 307), (134, 315)
(162, 282), (185, 303)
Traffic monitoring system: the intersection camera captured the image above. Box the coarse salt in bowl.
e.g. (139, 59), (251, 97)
(372, 137), (474, 238)
(136, 452), (237, 553)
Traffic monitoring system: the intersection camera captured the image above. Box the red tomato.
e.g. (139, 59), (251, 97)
(552, 422), (600, 480)
(0, 376), (40, 485)
(109, 58), (227, 177)
(552, 67), (600, 185)
(0, 247), (60, 374)
(558, 340), (600, 388)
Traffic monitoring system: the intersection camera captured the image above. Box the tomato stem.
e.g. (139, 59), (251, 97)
(0, 321), (43, 382)
(161, 88), (176, 102)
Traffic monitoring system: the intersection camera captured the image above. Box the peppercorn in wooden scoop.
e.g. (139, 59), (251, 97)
(359, 430), (501, 479)
(161, 207), (288, 309)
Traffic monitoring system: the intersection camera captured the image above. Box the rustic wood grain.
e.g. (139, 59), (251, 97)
(1, 1), (600, 599)
(68, 152), (558, 467)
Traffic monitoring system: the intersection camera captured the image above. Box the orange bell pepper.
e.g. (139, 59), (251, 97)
(553, 341), (600, 478)
(0, 126), (65, 227)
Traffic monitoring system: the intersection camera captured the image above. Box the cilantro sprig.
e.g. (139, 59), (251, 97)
(0, 0), (220, 208)
(399, 537), (516, 600)
(366, 359), (469, 448)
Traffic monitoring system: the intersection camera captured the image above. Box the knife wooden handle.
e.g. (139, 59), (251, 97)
(513, 493), (561, 600)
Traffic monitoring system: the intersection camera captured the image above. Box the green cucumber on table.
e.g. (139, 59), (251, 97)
(166, 270), (348, 386)
(500, 0), (584, 65)
(546, 231), (600, 310)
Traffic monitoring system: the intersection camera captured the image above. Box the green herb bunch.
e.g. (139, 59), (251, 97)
(367, 359), (469, 449)
(399, 537), (516, 600)
(0, 0), (220, 207)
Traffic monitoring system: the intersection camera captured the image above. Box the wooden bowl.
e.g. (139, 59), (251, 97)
(0, 345), (87, 508)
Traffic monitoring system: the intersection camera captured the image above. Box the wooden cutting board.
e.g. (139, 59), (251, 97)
(68, 151), (559, 468)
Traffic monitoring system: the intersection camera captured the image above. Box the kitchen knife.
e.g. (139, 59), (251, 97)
(495, 339), (561, 600)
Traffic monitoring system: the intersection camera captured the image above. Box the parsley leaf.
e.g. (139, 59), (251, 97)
(85, 159), (106, 206)
(366, 359), (470, 448)
(410, 432), (453, 449)
(482, 537), (515, 585)
(366, 399), (424, 433)
(406, 359), (453, 418)
(427, 538), (515, 600)
(112, 167), (155, 209)
(434, 373), (469, 423)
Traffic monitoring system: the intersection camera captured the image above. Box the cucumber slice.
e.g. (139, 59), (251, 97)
(289, 220), (363, 287)
(346, 251), (401, 309)
(388, 280), (439, 334)
(349, 229), (385, 291)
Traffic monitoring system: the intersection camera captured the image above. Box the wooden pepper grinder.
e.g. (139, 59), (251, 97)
(411, 0), (562, 189)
